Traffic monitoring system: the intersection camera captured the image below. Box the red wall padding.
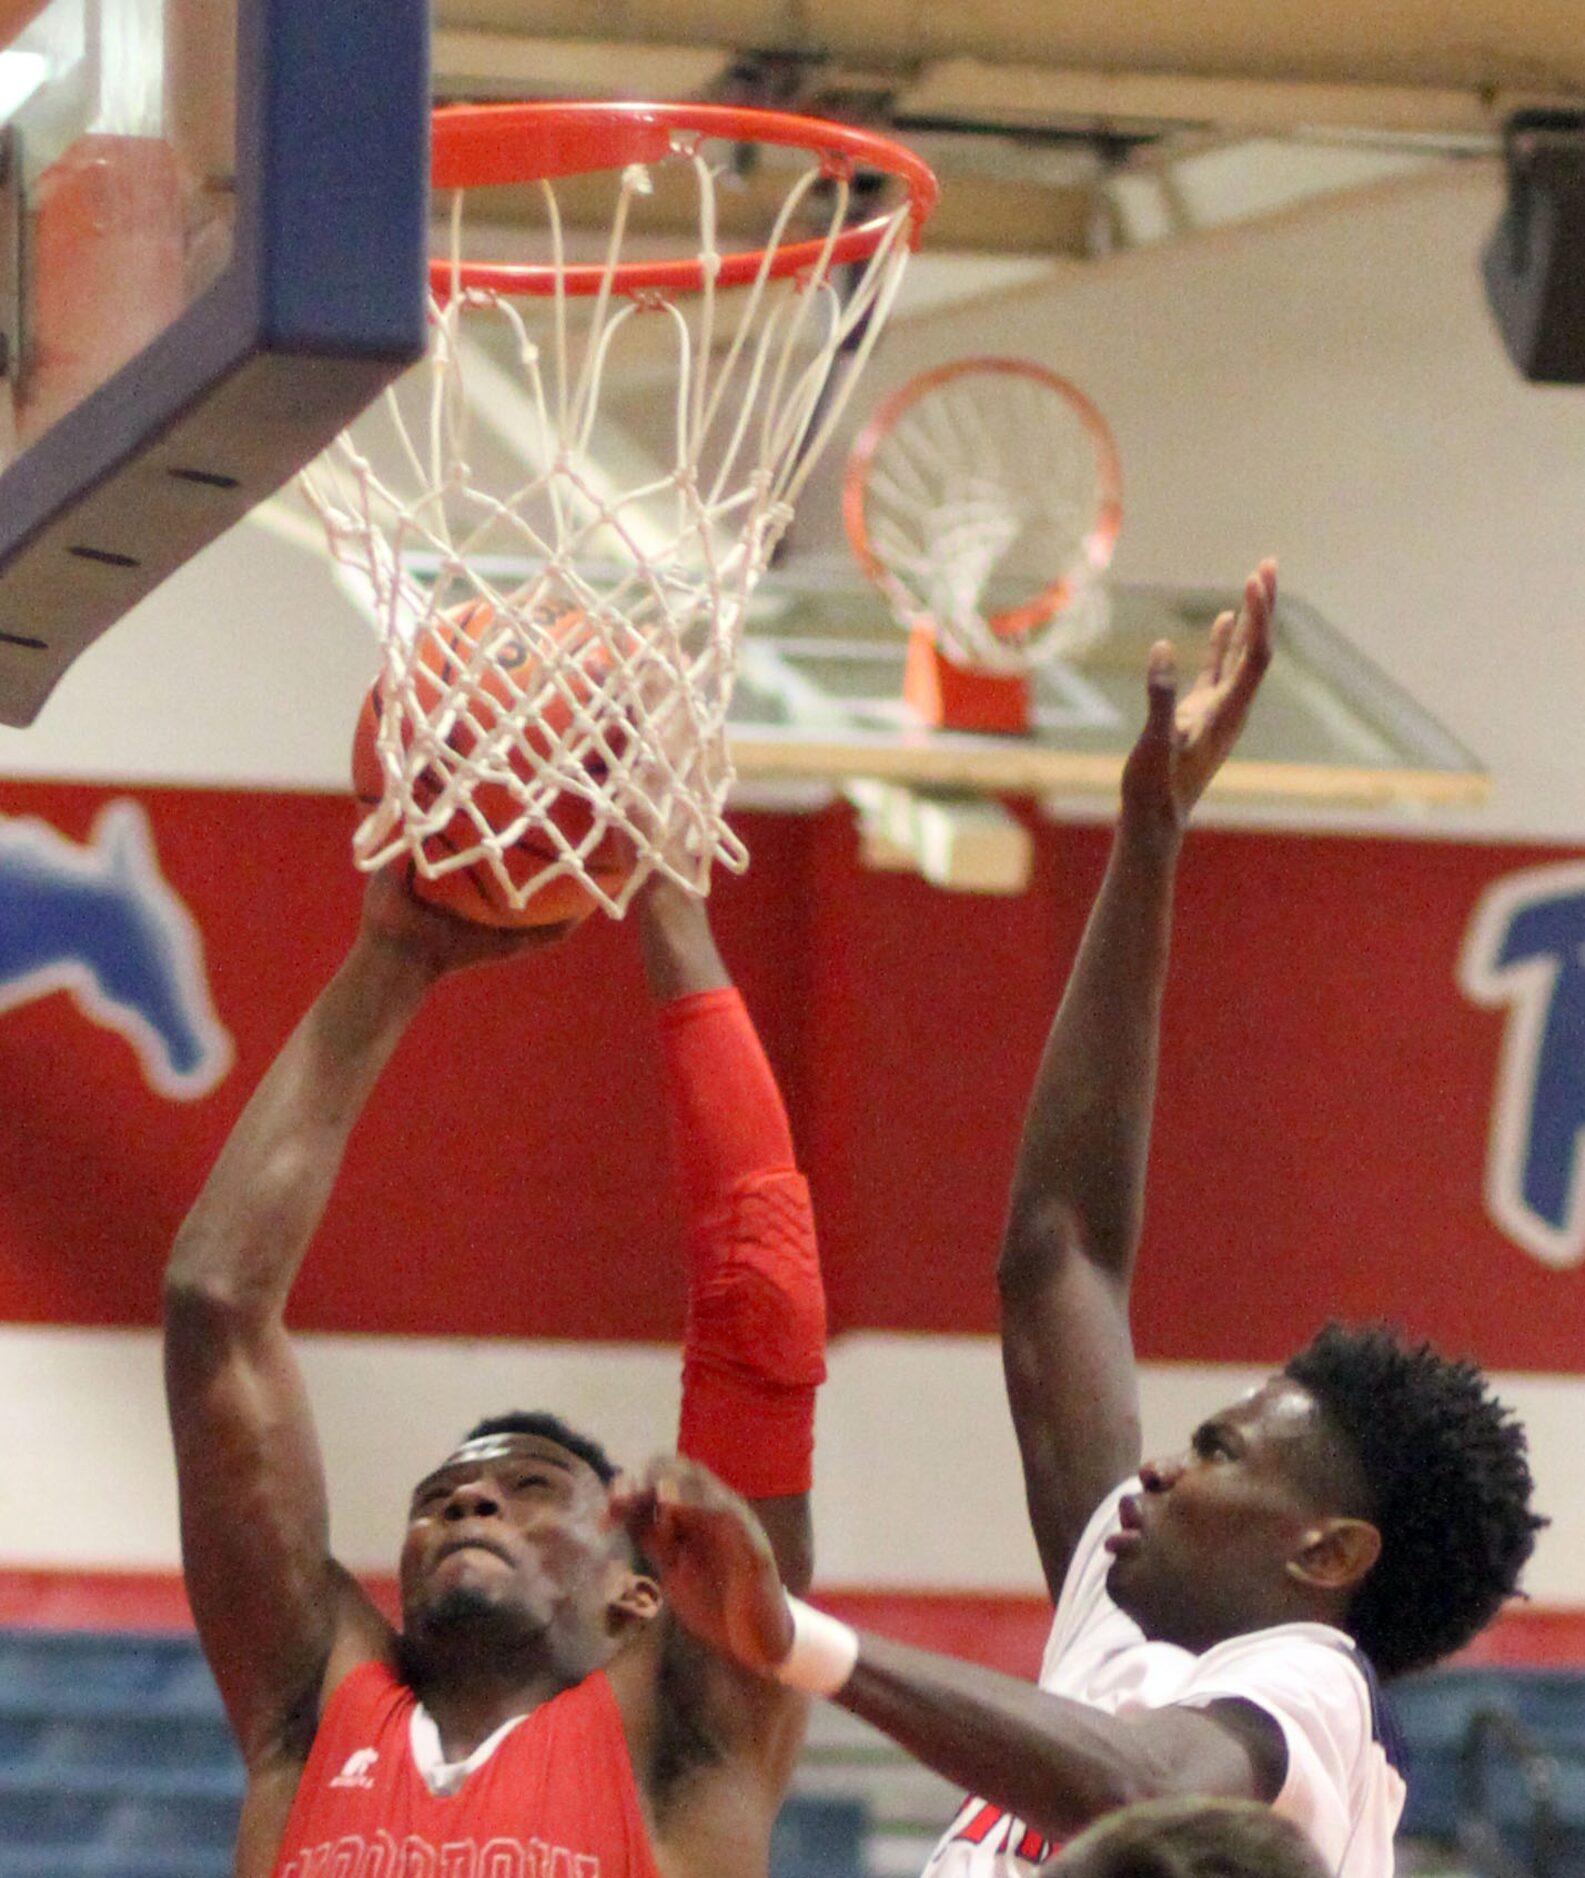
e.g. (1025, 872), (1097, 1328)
(1, 779), (1581, 1372)
(0, 1568), (1575, 1668)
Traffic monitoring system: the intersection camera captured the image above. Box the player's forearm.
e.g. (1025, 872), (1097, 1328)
(837, 1630), (1238, 1841)
(165, 932), (435, 1318)
(1001, 813), (1180, 1294)
(648, 907), (825, 1559)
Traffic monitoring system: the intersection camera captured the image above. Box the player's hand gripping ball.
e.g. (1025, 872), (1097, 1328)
(352, 602), (638, 927)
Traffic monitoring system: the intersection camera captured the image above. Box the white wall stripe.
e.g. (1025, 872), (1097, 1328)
(2, 1327), (1575, 1602)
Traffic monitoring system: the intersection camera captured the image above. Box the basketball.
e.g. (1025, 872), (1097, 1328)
(351, 601), (637, 927)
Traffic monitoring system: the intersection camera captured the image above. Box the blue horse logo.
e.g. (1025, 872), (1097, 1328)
(1459, 860), (1585, 1268)
(0, 800), (233, 1099)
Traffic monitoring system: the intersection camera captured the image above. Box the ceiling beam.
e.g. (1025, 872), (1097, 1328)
(896, 61), (1562, 145)
(433, 0), (1585, 97)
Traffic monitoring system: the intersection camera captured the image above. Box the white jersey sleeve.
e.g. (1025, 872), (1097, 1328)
(1176, 1627), (1406, 1878)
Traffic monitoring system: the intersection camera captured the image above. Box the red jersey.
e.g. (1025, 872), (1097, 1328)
(272, 1661), (663, 1878)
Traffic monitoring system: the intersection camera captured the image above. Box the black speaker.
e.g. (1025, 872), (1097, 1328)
(1482, 111), (1585, 385)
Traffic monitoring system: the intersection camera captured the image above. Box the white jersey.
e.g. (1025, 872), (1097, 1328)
(920, 1482), (1406, 1878)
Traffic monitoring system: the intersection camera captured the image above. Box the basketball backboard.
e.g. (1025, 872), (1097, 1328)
(725, 566), (1486, 808)
(0, 0), (429, 729)
(368, 538), (1485, 892)
(726, 566), (1488, 892)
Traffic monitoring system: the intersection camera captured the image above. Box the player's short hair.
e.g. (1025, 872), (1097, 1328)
(462, 1411), (620, 1485)
(1045, 1798), (1329, 1878)
(1284, 1323), (1544, 1680)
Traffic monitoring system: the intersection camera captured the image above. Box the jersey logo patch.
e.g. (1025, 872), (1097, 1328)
(0, 800), (232, 1099)
(1459, 861), (1585, 1266)
(330, 1747), (381, 1789)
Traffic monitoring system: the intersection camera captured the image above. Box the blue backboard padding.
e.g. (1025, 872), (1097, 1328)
(251, 0), (431, 352)
(0, 0), (431, 728)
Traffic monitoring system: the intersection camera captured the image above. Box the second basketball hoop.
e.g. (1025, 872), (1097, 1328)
(844, 357), (1122, 733)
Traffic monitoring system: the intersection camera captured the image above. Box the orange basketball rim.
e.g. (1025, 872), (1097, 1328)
(844, 356), (1124, 645)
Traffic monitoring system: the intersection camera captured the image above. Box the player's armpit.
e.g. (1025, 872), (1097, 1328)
(1074, 1701), (1286, 1813)
(607, 1457), (811, 1801)
(607, 1608), (810, 1856)
(1193, 1699), (1290, 1804)
(664, 1609), (810, 1778)
(163, 1292), (395, 1765)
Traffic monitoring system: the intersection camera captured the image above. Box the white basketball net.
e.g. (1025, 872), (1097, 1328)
(303, 131), (918, 916)
(856, 365), (1121, 673)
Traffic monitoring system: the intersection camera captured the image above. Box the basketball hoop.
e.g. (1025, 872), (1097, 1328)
(844, 357), (1122, 676)
(304, 103), (936, 916)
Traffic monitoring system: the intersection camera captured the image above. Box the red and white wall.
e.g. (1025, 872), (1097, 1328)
(2, 783), (1584, 1667)
(2, 161), (1585, 1671)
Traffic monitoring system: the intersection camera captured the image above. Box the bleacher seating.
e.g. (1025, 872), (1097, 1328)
(771, 1793), (870, 1878)
(14, 1626), (1585, 1878)
(0, 1630), (240, 1878)
(0, 1628), (872, 1878)
(1393, 1666), (1585, 1872)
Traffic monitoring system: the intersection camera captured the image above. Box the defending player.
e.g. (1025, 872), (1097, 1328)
(617, 559), (1542, 1877)
(162, 871), (825, 1877)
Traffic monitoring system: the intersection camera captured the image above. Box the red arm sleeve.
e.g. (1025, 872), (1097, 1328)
(657, 986), (826, 1499)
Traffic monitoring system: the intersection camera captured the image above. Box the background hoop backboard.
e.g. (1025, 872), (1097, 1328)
(366, 543), (1486, 896)
(0, 0), (429, 729)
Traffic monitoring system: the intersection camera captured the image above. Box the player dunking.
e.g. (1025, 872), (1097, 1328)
(163, 873), (825, 1877)
(616, 559), (1543, 1877)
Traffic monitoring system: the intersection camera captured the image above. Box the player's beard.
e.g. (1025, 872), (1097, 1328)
(401, 1580), (552, 1683)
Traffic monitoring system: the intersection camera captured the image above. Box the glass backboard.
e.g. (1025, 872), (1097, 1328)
(377, 545), (1487, 811)
(0, 0), (429, 728)
(723, 568), (1488, 811)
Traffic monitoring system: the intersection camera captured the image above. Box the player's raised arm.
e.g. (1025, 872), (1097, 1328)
(163, 871), (571, 1779)
(636, 876), (824, 1596)
(1000, 562), (1275, 1596)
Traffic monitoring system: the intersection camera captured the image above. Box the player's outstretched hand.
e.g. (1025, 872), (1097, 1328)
(359, 861), (580, 980)
(610, 1456), (794, 1674)
(1122, 557), (1276, 837)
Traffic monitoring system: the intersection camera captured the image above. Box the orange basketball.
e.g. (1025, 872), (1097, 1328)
(352, 602), (637, 927)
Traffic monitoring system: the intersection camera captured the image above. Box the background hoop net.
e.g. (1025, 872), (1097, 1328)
(844, 357), (1122, 674)
(304, 104), (935, 916)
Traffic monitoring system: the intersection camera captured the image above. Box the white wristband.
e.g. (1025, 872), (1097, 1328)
(773, 1595), (860, 1696)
